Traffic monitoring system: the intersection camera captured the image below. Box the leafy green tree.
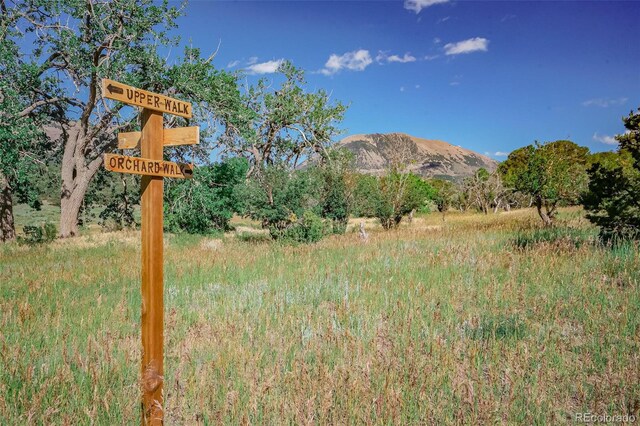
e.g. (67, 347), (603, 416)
(317, 149), (356, 234)
(403, 174), (436, 214)
(372, 172), (434, 229)
(219, 62), (347, 175)
(582, 108), (640, 240)
(0, 6), (54, 241)
(351, 173), (381, 218)
(429, 178), (457, 221)
(0, 82), (47, 241)
(236, 166), (323, 240)
(10, 1), (245, 237)
(499, 140), (589, 226)
(228, 63), (348, 241)
(164, 158), (248, 234)
(98, 175), (138, 231)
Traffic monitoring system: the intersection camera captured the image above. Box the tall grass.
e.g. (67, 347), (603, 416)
(1, 208), (638, 424)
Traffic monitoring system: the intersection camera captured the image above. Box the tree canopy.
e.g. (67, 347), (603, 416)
(582, 108), (640, 240)
(498, 140), (589, 225)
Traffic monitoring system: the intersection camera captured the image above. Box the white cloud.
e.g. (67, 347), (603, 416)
(593, 132), (618, 145)
(415, 84), (421, 89)
(485, 151), (509, 157)
(246, 59), (284, 75)
(321, 49), (372, 75)
(404, 0), (449, 14)
(388, 53), (417, 63)
(376, 51), (416, 64)
(227, 60), (240, 68)
(444, 37), (489, 55)
(247, 56), (259, 65)
(400, 86), (405, 92)
(582, 97), (628, 108)
(424, 54), (440, 61)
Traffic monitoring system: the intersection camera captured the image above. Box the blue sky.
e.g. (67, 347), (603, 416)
(172, 0), (639, 159)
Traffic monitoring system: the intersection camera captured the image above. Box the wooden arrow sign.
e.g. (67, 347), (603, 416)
(118, 126), (200, 149)
(102, 79), (192, 118)
(105, 153), (194, 179)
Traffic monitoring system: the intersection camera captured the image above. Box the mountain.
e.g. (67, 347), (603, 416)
(336, 133), (498, 181)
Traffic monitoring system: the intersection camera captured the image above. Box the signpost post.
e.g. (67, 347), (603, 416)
(102, 79), (196, 425)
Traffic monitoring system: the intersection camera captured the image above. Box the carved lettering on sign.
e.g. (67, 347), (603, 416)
(102, 79), (192, 118)
(104, 154), (193, 179)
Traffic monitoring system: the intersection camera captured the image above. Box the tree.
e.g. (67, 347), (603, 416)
(164, 158), (248, 234)
(429, 178), (457, 221)
(98, 175), (137, 231)
(317, 148), (356, 234)
(499, 140), (589, 226)
(0, 5), (57, 242)
(235, 166), (324, 240)
(402, 174), (436, 215)
(582, 108), (640, 240)
(0, 81), (47, 241)
(11, 1), (246, 237)
(6, 1), (180, 236)
(351, 173), (381, 218)
(218, 62), (347, 175)
(228, 62), (348, 240)
(369, 172), (433, 229)
(462, 168), (507, 214)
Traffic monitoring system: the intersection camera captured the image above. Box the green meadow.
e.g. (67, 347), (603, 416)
(1, 208), (639, 424)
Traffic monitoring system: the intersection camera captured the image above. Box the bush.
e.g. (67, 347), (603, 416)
(236, 231), (272, 244)
(351, 173), (381, 218)
(375, 172), (435, 229)
(236, 166), (323, 240)
(278, 210), (327, 244)
(19, 222), (57, 245)
(164, 158), (248, 234)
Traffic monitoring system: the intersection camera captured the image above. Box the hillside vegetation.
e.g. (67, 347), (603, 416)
(1, 208), (638, 424)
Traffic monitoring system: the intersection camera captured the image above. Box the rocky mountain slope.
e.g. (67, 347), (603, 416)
(336, 133), (498, 180)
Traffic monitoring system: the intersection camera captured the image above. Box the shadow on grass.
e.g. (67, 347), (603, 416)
(511, 226), (596, 250)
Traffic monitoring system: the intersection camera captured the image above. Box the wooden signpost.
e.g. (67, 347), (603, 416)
(102, 79), (197, 425)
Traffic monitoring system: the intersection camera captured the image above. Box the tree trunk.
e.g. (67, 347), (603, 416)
(60, 183), (89, 238)
(0, 173), (16, 242)
(535, 196), (553, 227)
(59, 124), (104, 238)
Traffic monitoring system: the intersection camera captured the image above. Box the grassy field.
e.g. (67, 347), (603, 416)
(1, 208), (639, 424)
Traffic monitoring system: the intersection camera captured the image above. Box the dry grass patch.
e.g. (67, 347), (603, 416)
(1, 207), (639, 424)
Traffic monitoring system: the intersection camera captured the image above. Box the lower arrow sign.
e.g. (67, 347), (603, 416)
(104, 154), (194, 179)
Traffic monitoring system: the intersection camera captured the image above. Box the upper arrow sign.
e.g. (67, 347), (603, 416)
(102, 79), (192, 119)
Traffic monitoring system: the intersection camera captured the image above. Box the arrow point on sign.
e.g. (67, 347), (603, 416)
(107, 84), (123, 95)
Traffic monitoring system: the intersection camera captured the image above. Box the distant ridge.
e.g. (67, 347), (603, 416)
(336, 132), (498, 180)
